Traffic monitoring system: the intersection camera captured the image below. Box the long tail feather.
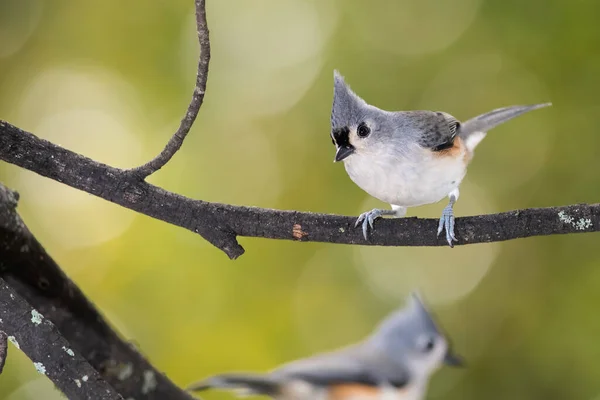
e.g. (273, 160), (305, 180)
(187, 373), (280, 396)
(459, 103), (551, 138)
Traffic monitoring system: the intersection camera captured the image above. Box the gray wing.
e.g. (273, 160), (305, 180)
(407, 110), (461, 152)
(271, 345), (409, 388)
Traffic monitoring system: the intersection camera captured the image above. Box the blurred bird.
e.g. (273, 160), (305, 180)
(330, 70), (551, 246)
(187, 293), (463, 399)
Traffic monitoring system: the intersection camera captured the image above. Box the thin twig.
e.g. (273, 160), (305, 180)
(1, 0), (598, 262)
(1, 121), (599, 260)
(0, 278), (123, 399)
(127, 0), (210, 179)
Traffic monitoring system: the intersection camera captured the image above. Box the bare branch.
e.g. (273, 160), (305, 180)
(127, 0), (210, 179)
(0, 183), (194, 399)
(1, 121), (599, 260)
(0, 278), (123, 399)
(0, 0), (598, 262)
(0, 331), (6, 375)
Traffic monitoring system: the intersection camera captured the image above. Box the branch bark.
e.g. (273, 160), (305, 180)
(0, 278), (123, 399)
(0, 183), (194, 399)
(0, 0), (597, 398)
(1, 120), (600, 260)
(1, 0), (596, 260)
(0, 331), (6, 375)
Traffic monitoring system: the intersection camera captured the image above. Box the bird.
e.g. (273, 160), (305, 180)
(330, 70), (551, 246)
(187, 293), (463, 399)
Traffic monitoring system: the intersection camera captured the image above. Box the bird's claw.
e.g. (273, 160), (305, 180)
(437, 204), (457, 247)
(355, 209), (384, 240)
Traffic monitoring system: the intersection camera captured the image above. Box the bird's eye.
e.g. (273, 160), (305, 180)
(356, 123), (371, 138)
(418, 336), (436, 353)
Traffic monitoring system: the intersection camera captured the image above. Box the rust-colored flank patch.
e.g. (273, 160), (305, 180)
(328, 384), (391, 399)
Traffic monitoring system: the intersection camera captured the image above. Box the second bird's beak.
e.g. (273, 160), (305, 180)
(443, 350), (464, 367)
(334, 145), (355, 162)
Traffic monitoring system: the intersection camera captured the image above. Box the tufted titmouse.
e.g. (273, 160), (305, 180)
(330, 70), (551, 246)
(187, 293), (462, 399)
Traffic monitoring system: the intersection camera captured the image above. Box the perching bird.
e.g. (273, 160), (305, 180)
(187, 293), (463, 400)
(330, 70), (551, 246)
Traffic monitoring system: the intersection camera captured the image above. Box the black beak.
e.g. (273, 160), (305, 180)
(443, 350), (464, 367)
(334, 145), (355, 162)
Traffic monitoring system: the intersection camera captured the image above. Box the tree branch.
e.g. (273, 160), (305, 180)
(1, 0), (599, 261)
(1, 120), (600, 260)
(0, 331), (6, 375)
(0, 278), (123, 399)
(0, 183), (194, 399)
(127, 0), (210, 179)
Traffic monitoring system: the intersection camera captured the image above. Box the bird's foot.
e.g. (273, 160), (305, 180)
(355, 209), (396, 240)
(437, 204), (457, 247)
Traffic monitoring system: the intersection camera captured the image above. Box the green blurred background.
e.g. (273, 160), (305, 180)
(1, 0), (600, 398)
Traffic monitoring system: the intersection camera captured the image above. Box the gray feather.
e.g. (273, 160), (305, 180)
(272, 344), (409, 388)
(332, 70), (368, 131)
(186, 373), (280, 395)
(408, 111), (460, 151)
(458, 103), (552, 139)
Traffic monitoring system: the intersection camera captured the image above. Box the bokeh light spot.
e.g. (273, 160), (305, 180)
(14, 65), (146, 250)
(349, 0), (481, 56)
(0, 0), (43, 58)
(294, 247), (374, 352)
(355, 180), (501, 305)
(182, 0), (338, 116)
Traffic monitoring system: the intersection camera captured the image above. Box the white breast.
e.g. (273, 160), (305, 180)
(343, 144), (467, 208)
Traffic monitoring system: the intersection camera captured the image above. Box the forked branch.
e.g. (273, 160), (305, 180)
(0, 0), (599, 261)
(0, 1), (598, 399)
(1, 120), (600, 260)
